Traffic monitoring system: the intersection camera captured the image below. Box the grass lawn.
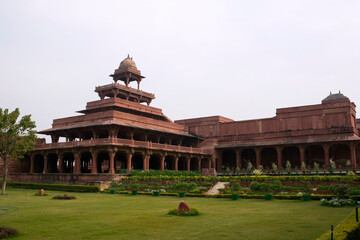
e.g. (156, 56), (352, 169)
(0, 188), (353, 240)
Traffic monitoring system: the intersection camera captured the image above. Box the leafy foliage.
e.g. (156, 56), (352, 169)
(168, 207), (200, 216)
(8, 182), (100, 192)
(0, 108), (36, 194)
(0, 226), (18, 239)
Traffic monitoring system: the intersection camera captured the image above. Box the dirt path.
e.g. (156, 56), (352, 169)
(207, 182), (230, 195)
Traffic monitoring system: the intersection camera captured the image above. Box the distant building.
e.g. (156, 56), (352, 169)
(4, 56), (360, 184)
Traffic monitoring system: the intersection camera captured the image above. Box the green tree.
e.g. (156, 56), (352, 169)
(0, 108), (36, 195)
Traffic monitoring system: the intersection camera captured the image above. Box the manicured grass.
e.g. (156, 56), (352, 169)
(0, 188), (354, 240)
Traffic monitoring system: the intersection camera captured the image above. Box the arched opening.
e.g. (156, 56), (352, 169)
(82, 131), (93, 140)
(164, 155), (175, 170)
(131, 153), (143, 170)
(222, 150), (236, 170)
(178, 156), (187, 171)
(190, 157), (199, 171)
(201, 158), (210, 169)
(20, 154), (31, 173)
(47, 153), (59, 173)
(241, 149), (256, 170)
(159, 137), (167, 144)
(80, 151), (92, 173)
(98, 130), (109, 139)
(260, 148), (277, 169)
(97, 151), (110, 173)
(62, 152), (74, 173)
(329, 144), (351, 169)
(133, 132), (144, 141)
(282, 146), (300, 169)
(117, 129), (130, 139)
(305, 145), (325, 169)
(34, 154), (44, 173)
(149, 154), (162, 170)
(171, 138), (178, 145)
(115, 152), (127, 173)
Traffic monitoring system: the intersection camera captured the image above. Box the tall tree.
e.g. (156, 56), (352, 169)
(0, 108), (36, 194)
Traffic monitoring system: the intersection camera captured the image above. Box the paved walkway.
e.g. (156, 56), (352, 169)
(207, 182), (229, 195)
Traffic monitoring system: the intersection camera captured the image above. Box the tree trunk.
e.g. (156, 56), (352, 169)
(1, 158), (7, 195)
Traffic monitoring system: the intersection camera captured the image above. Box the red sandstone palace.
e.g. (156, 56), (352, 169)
(3, 56), (360, 184)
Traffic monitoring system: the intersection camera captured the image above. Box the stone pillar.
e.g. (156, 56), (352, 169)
(30, 153), (34, 173)
(323, 144), (330, 168)
(236, 149), (242, 169)
(160, 155), (165, 171)
(186, 157), (190, 171)
(91, 151), (98, 174)
(57, 151), (63, 173)
(299, 145), (305, 167)
(127, 153), (132, 170)
(198, 158), (201, 171)
(143, 154), (149, 170)
(276, 146), (283, 170)
(255, 148), (261, 168)
(175, 155), (179, 171)
(108, 150), (115, 174)
(43, 154), (48, 174)
(73, 152), (80, 174)
(350, 142), (357, 168)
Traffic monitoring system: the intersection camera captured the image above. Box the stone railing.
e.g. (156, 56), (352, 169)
(35, 138), (211, 155)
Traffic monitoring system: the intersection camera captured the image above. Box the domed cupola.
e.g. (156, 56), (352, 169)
(110, 54), (145, 90)
(322, 91), (350, 104)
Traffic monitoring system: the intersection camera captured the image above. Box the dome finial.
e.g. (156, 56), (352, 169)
(118, 55), (137, 69)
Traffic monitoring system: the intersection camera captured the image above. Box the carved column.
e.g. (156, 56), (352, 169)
(299, 145), (305, 167)
(349, 142), (357, 168)
(108, 149), (115, 174)
(143, 154), (149, 170)
(175, 155), (179, 171)
(236, 149), (242, 169)
(57, 151), (63, 173)
(276, 146), (283, 170)
(323, 144), (330, 168)
(198, 158), (201, 171)
(91, 150), (98, 174)
(43, 154), (48, 174)
(160, 154), (165, 171)
(73, 151), (81, 174)
(127, 153), (133, 170)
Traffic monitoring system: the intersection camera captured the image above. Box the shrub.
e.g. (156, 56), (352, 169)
(8, 182), (100, 192)
(330, 184), (353, 197)
(168, 181), (197, 192)
(168, 208), (200, 216)
(34, 193), (49, 196)
(52, 194), (76, 200)
(0, 226), (18, 239)
(320, 198), (355, 207)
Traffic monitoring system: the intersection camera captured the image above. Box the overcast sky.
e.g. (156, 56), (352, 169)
(1, 0), (359, 141)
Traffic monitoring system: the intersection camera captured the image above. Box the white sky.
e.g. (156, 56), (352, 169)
(1, 0), (360, 141)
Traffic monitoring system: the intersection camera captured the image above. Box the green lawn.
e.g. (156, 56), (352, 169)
(0, 188), (353, 240)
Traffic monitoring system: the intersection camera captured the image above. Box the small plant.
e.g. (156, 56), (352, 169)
(286, 161), (291, 173)
(272, 163), (277, 172)
(258, 165), (264, 170)
(231, 182), (242, 193)
(235, 167), (241, 176)
(168, 208), (200, 216)
(225, 167), (231, 176)
(313, 162), (319, 171)
(252, 169), (263, 176)
(345, 160), (351, 168)
(247, 162), (253, 173)
(301, 162), (307, 171)
(330, 160), (336, 170)
(0, 226), (18, 239)
(35, 193), (49, 196)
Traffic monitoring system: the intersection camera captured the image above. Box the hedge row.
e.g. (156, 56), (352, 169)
(125, 175), (360, 183)
(316, 210), (360, 240)
(8, 182), (100, 192)
(103, 190), (337, 200)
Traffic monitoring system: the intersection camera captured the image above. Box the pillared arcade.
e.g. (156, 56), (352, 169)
(4, 55), (360, 184)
